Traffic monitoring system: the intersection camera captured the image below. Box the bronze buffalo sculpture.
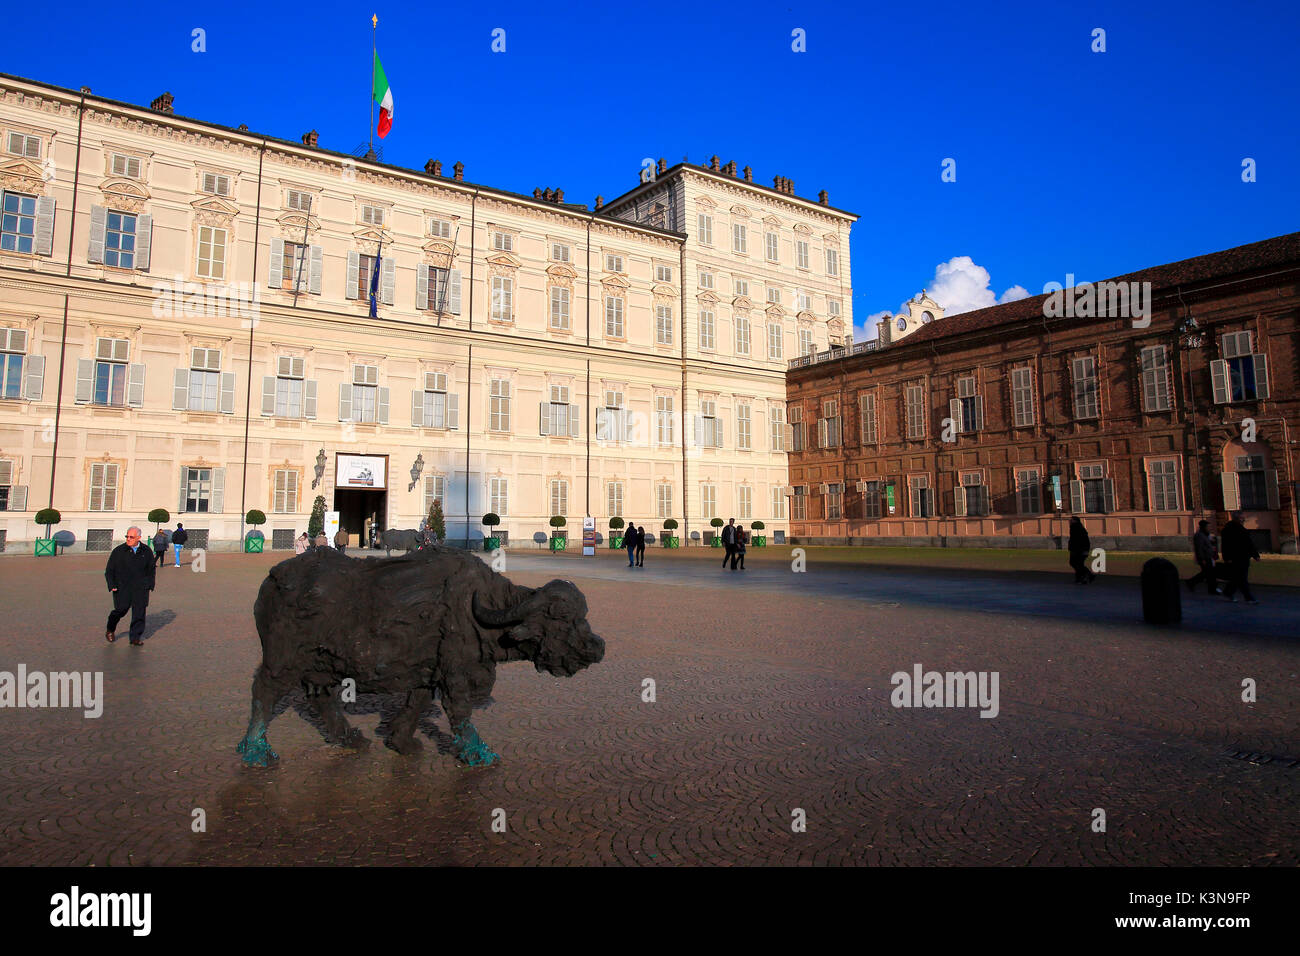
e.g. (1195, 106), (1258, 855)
(236, 544), (604, 766)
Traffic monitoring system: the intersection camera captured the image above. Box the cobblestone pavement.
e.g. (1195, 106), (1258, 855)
(0, 549), (1295, 866)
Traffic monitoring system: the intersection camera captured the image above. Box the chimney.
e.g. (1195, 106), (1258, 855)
(595, 195), (604, 209)
(818, 189), (829, 205)
(150, 92), (174, 114)
(533, 187), (543, 200)
(543, 188), (554, 202)
(453, 161), (464, 182)
(301, 130), (318, 147)
(743, 165), (753, 183)
(786, 179), (795, 194)
(657, 158), (667, 175)
(425, 159), (443, 176)
(724, 160), (737, 177)
(773, 176), (783, 190)
(554, 188), (564, 203)
(237, 124), (249, 132)
(709, 155), (721, 172)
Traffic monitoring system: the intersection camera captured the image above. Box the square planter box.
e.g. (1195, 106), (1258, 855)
(549, 536), (567, 552)
(244, 537), (264, 553)
(34, 538), (56, 556)
(483, 536), (501, 551)
(751, 535), (766, 547)
(709, 536), (723, 547)
(661, 536), (679, 548)
(609, 535), (624, 549)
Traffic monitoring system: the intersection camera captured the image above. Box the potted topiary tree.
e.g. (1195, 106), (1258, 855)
(34, 508), (60, 556)
(709, 517), (724, 547)
(307, 495), (326, 540)
(245, 509), (267, 553)
(608, 516), (625, 549)
(482, 511), (500, 551)
(148, 508), (170, 534)
(750, 520), (766, 548)
(549, 515), (567, 552)
(661, 517), (679, 548)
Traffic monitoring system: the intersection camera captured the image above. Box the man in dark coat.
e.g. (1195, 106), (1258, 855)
(634, 525), (646, 567)
(624, 520), (637, 567)
(171, 523), (188, 567)
(152, 528), (169, 567)
(1186, 519), (1220, 594)
(1067, 516), (1095, 584)
(105, 526), (156, 646)
(721, 518), (737, 570)
(1219, 512), (1261, 604)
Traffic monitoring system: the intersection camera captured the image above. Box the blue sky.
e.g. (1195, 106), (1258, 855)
(10, 0), (1298, 338)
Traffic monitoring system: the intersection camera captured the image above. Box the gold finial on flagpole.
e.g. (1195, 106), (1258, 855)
(372, 13), (378, 28)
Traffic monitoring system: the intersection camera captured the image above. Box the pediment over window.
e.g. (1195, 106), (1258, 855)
(796, 309), (815, 321)
(651, 282), (676, 297)
(484, 251), (521, 268)
(422, 238), (455, 256)
(793, 223), (812, 234)
(694, 195), (717, 208)
(352, 226), (391, 246)
(99, 177), (150, 204)
(278, 213), (320, 236)
(732, 295), (753, 310)
(600, 274), (630, 291)
(546, 262), (579, 280)
(761, 214), (781, 226)
(765, 304), (785, 318)
(191, 195), (239, 218)
(696, 290), (719, 304)
(822, 233), (840, 246)
(0, 158), (48, 192)
(827, 318), (845, 333)
(730, 204), (751, 217)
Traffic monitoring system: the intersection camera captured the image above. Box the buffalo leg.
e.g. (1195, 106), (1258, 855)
(443, 690), (499, 766)
(385, 688), (432, 755)
(311, 684), (369, 749)
(236, 666), (286, 766)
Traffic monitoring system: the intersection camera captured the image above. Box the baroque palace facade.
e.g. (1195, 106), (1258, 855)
(0, 73), (855, 550)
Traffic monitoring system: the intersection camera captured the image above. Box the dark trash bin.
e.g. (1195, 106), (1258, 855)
(1141, 557), (1181, 625)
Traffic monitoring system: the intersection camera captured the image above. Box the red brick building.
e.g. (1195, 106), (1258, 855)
(785, 232), (1300, 553)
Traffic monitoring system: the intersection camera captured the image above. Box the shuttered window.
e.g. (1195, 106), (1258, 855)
(1147, 459), (1180, 512)
(550, 479), (568, 519)
(89, 463), (119, 512)
(1140, 345), (1171, 412)
(770, 405), (785, 451)
(1011, 367), (1035, 427)
(657, 484), (673, 519)
(605, 296), (624, 338)
(905, 384), (926, 439)
(698, 310), (714, 350)
(273, 469), (299, 513)
(196, 226), (227, 279)
(860, 392), (877, 445)
(1072, 355), (1100, 419)
(656, 305), (673, 345)
(737, 404), (752, 450)
(656, 395), (674, 445)
(549, 287), (571, 330)
(489, 378), (511, 432)
(697, 215), (712, 245)
(734, 313), (750, 355)
(1, 191), (36, 253)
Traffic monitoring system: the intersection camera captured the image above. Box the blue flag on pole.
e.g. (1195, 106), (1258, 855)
(369, 240), (382, 318)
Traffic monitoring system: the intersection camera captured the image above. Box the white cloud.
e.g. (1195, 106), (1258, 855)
(856, 258), (1028, 340)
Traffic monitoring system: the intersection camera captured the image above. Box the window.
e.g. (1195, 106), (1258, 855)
(552, 243), (571, 263)
(655, 305), (673, 345)
(201, 172), (230, 197)
(427, 266), (461, 314)
(550, 479), (568, 518)
(605, 253), (624, 272)
(0, 459), (13, 511)
(420, 371), (451, 428)
(183, 467), (212, 513)
(1231, 455), (1275, 511)
(788, 405), (805, 452)
(698, 270), (714, 290)
(597, 389), (627, 443)
(861, 480), (883, 519)
(275, 356), (304, 418)
(698, 399), (721, 447)
(771, 486), (786, 520)
(824, 482), (843, 520)
(909, 475), (933, 518)
(796, 239), (809, 269)
(280, 241), (309, 290)
(767, 322), (783, 360)
(1, 328), (26, 400)
(1147, 459), (1181, 512)
(1073, 463), (1114, 514)
(952, 375), (982, 433)
(799, 329), (814, 357)
(361, 204), (385, 226)
(859, 392), (877, 444)
(549, 287), (571, 330)
(701, 484), (717, 520)
(818, 399), (841, 448)
(766, 287), (781, 305)
(103, 211), (137, 269)
(604, 295), (624, 338)
(1213, 331), (1270, 403)
(94, 337), (129, 406)
(489, 378), (511, 431)
(732, 223), (747, 254)
(738, 485), (752, 520)
(491, 276), (513, 321)
(791, 486), (807, 521)
(825, 248), (839, 276)
(492, 232), (513, 252)
(273, 469), (299, 513)
(657, 484), (672, 519)
(607, 481), (624, 519)
(490, 477), (509, 517)
(828, 300), (841, 320)
(796, 291), (811, 312)
(735, 313), (750, 355)
(111, 153), (141, 179)
(351, 364), (379, 423)
(737, 404), (752, 450)
(355, 254), (379, 300)
(655, 265), (673, 283)
(1011, 367), (1035, 427)
(429, 218), (452, 239)
(956, 473), (988, 517)
(423, 475), (445, 516)
(196, 225), (227, 279)
(656, 395), (674, 445)
(1017, 468), (1042, 515)
(286, 189), (312, 212)
(697, 214), (712, 246)
(1, 191), (36, 253)
(905, 384), (926, 439)
(1140, 345), (1171, 412)
(187, 347), (221, 412)
(699, 310), (715, 350)
(89, 462), (119, 512)
(1072, 355), (1100, 419)
(733, 279), (749, 297)
(7, 132), (40, 158)
(541, 384), (575, 437)
(770, 405), (785, 451)
(765, 232), (778, 262)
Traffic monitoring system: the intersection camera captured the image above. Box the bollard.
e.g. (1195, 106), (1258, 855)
(1141, 557), (1182, 625)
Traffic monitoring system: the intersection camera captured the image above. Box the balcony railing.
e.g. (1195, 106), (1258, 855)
(787, 338), (880, 370)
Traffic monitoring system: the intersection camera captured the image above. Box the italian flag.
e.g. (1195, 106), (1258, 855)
(373, 52), (394, 138)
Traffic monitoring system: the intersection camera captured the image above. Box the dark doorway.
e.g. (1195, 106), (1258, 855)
(334, 488), (387, 549)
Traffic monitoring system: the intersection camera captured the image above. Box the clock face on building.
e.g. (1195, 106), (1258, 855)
(922, 311), (934, 323)
(897, 317), (907, 331)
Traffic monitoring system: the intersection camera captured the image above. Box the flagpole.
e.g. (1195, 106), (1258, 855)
(369, 14), (377, 157)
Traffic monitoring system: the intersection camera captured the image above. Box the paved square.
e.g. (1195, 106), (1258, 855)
(0, 547), (1296, 865)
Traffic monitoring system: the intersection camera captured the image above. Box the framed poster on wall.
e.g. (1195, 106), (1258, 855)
(335, 454), (389, 490)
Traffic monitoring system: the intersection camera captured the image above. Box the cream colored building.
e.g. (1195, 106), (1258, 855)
(0, 75), (856, 551)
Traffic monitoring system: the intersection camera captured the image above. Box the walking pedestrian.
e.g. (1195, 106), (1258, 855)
(104, 526), (156, 646)
(171, 523), (188, 567)
(334, 527), (348, 555)
(1186, 519), (1221, 594)
(1219, 512), (1261, 604)
(152, 528), (168, 567)
(295, 532), (309, 555)
(721, 518), (738, 570)
(635, 525), (646, 567)
(314, 532), (329, 550)
(625, 520), (638, 567)
(1067, 516), (1095, 584)
(735, 526), (747, 570)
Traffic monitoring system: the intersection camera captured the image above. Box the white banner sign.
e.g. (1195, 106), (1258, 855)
(335, 454), (387, 490)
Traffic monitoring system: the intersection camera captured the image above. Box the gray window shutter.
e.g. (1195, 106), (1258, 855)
(539, 401), (550, 436)
(949, 398), (962, 433)
(1221, 472), (1240, 511)
(447, 392), (459, 429)
(135, 214), (152, 270)
(377, 386), (390, 424)
(268, 237), (284, 288)
(695, 414), (705, 447)
(9, 486), (27, 511)
(345, 251), (360, 299)
(211, 467), (225, 514)
(1210, 359), (1229, 404)
(179, 466), (189, 514)
(172, 369), (190, 410)
(303, 380), (317, 419)
(34, 197), (55, 256)
(416, 264), (429, 310)
(23, 354), (44, 401)
(1069, 479), (1084, 513)
(715, 419), (724, 447)
(381, 257), (396, 305)
(75, 358), (93, 403)
(411, 389), (424, 427)
(449, 269), (462, 314)
(1102, 478), (1116, 514)
(955, 485), (967, 517)
(1253, 354), (1269, 400)
(219, 371), (236, 414)
(974, 395), (985, 430)
(127, 363), (146, 408)
(338, 383), (352, 421)
(1265, 469), (1280, 510)
(261, 376), (276, 416)
(88, 205), (106, 263)
(309, 245), (323, 295)
(569, 403), (580, 438)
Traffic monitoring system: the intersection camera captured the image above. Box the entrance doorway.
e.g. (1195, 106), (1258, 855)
(334, 488), (387, 549)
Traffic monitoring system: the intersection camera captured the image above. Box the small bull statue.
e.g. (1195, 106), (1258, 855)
(236, 545), (605, 767)
(380, 527), (427, 555)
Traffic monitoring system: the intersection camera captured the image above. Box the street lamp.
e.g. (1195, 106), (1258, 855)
(1176, 312), (1207, 519)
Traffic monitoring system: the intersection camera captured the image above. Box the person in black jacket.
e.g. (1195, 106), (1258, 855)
(721, 518), (737, 570)
(1219, 512), (1261, 604)
(152, 528), (169, 568)
(625, 521), (638, 567)
(171, 523), (189, 567)
(105, 526), (156, 646)
(634, 525), (646, 567)
(1186, 519), (1220, 594)
(1067, 516), (1095, 584)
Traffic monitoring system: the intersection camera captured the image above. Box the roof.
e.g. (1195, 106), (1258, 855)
(601, 162), (860, 221)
